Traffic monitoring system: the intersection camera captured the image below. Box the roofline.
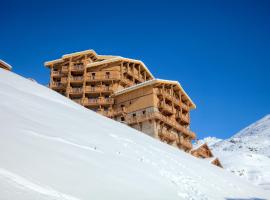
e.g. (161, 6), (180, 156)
(44, 49), (98, 67)
(44, 49), (154, 79)
(0, 59), (12, 70)
(86, 57), (154, 79)
(113, 78), (196, 109)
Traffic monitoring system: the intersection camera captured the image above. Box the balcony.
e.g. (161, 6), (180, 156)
(158, 102), (174, 115)
(175, 111), (181, 119)
(158, 130), (177, 143)
(51, 71), (61, 77)
(178, 136), (192, 150)
(156, 89), (181, 105)
(70, 76), (84, 83)
(84, 98), (114, 106)
(125, 111), (196, 139)
(71, 65), (84, 72)
(62, 66), (68, 74)
(121, 78), (134, 86)
(69, 88), (83, 95)
(181, 115), (190, 124)
(50, 82), (65, 90)
(61, 77), (68, 84)
(86, 72), (121, 82)
(85, 86), (113, 93)
(182, 103), (189, 111)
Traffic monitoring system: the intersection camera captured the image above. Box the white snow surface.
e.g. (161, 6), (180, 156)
(0, 68), (269, 200)
(200, 115), (270, 191)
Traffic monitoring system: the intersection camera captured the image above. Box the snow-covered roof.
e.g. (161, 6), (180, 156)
(191, 142), (207, 151)
(44, 49), (154, 78)
(44, 49), (117, 66)
(113, 78), (196, 109)
(0, 59), (12, 70)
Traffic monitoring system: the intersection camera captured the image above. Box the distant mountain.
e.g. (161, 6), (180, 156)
(201, 115), (270, 190)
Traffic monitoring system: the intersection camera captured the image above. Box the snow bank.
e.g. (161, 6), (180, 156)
(0, 68), (269, 199)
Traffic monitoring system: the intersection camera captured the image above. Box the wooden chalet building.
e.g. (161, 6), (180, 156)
(45, 50), (153, 115)
(191, 143), (223, 168)
(45, 49), (222, 167)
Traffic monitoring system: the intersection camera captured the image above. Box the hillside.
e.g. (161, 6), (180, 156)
(200, 115), (270, 191)
(0, 68), (269, 199)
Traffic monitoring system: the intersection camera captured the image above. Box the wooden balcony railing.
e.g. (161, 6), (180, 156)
(69, 88), (83, 94)
(62, 66), (68, 73)
(182, 103), (189, 111)
(71, 65), (84, 72)
(175, 111), (181, 119)
(85, 86), (113, 93)
(70, 76), (84, 83)
(156, 89), (181, 105)
(61, 77), (68, 84)
(50, 82), (65, 89)
(158, 102), (174, 114)
(121, 78), (134, 86)
(125, 111), (195, 139)
(181, 115), (190, 124)
(178, 136), (192, 149)
(84, 98), (114, 106)
(51, 71), (61, 76)
(86, 72), (121, 81)
(158, 130), (177, 143)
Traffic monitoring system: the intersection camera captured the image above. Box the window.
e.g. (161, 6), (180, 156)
(133, 113), (136, 117)
(142, 110), (146, 115)
(121, 117), (125, 121)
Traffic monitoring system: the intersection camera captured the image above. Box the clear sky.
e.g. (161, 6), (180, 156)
(1, 0), (269, 139)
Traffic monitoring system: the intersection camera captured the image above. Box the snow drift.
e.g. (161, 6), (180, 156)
(0, 68), (269, 199)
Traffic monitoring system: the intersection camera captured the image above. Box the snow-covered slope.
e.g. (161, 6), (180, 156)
(203, 115), (270, 191)
(0, 68), (269, 200)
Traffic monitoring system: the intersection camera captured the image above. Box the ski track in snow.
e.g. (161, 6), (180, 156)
(24, 130), (103, 153)
(0, 168), (81, 200)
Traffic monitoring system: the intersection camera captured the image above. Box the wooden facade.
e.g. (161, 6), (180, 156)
(0, 60), (12, 71)
(45, 50), (201, 154)
(112, 79), (196, 152)
(45, 50), (153, 114)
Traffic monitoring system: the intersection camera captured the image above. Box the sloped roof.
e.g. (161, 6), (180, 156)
(0, 59), (12, 70)
(113, 78), (196, 109)
(44, 49), (117, 66)
(191, 142), (213, 156)
(44, 49), (154, 78)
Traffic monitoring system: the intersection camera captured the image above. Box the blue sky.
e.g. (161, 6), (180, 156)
(1, 0), (269, 139)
